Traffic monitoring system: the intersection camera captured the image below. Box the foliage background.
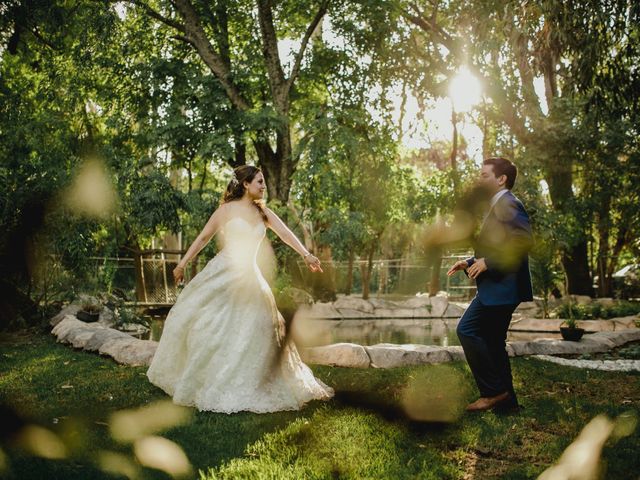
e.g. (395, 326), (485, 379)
(1, 0), (639, 327)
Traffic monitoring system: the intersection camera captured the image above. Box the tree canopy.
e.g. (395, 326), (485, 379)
(1, 0), (639, 324)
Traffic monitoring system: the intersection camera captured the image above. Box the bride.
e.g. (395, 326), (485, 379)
(147, 165), (334, 413)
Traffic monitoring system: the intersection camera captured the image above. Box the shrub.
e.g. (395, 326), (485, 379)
(553, 301), (640, 320)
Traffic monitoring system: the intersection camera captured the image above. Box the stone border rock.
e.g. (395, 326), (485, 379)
(509, 315), (639, 333)
(51, 310), (640, 371)
(303, 294), (466, 319)
(52, 315), (157, 367)
(300, 329), (640, 368)
(50, 302), (116, 328)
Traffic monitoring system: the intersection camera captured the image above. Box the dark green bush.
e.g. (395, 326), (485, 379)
(554, 301), (640, 319)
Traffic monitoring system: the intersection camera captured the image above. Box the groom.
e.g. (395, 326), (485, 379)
(448, 157), (533, 412)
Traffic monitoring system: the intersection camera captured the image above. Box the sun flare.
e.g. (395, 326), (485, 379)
(448, 67), (482, 113)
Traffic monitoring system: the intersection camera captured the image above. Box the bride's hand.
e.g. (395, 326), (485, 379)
(304, 254), (323, 273)
(173, 265), (185, 284)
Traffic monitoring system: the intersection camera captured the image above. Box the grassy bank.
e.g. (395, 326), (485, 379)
(1, 330), (639, 479)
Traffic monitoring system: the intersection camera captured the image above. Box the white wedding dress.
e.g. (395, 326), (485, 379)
(147, 217), (334, 413)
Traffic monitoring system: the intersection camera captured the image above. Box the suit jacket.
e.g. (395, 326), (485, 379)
(466, 190), (533, 306)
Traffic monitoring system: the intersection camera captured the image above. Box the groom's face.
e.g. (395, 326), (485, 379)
(479, 164), (506, 195)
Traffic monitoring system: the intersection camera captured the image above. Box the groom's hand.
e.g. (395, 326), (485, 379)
(467, 258), (487, 279)
(447, 260), (468, 276)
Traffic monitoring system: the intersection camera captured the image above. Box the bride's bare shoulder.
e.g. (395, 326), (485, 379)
(212, 202), (233, 221)
(218, 200), (241, 216)
(216, 200), (249, 223)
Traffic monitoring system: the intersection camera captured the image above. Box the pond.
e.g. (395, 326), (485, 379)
(143, 316), (561, 347)
(311, 319), (462, 347)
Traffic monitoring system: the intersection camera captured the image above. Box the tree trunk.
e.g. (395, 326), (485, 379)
(0, 279), (38, 328)
(596, 195), (611, 297)
(428, 250), (443, 296)
(450, 106), (459, 196)
(133, 249), (146, 303)
(198, 157), (207, 191)
(187, 156), (192, 192)
(560, 242), (592, 296)
(232, 134), (246, 167)
(481, 100), (490, 159)
(345, 250), (354, 295)
(121, 222), (147, 302)
(165, 169), (183, 264)
(597, 246), (610, 298)
(362, 244), (375, 300)
(210, 2), (246, 171)
(378, 262), (387, 296)
(546, 166), (593, 295)
(253, 126), (294, 203)
(313, 244), (336, 301)
(604, 225), (630, 297)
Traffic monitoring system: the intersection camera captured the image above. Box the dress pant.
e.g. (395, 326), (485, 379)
(456, 296), (518, 404)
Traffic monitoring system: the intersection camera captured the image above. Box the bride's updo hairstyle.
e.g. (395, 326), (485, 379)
(222, 165), (268, 221)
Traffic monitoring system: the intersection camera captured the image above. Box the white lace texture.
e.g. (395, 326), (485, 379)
(147, 217), (334, 413)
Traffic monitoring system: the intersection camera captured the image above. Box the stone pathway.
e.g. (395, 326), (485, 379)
(534, 355), (640, 372)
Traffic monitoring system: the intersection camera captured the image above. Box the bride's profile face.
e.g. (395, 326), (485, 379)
(244, 172), (266, 200)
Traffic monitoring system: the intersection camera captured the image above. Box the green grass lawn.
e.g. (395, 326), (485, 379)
(1, 329), (639, 479)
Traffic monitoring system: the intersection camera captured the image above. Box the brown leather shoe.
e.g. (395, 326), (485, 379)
(465, 392), (510, 412)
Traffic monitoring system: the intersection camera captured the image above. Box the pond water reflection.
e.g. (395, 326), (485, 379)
(313, 319), (461, 347)
(145, 316), (561, 346)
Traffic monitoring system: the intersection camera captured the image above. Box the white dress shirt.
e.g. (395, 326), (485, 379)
(481, 188), (509, 228)
(490, 188), (509, 208)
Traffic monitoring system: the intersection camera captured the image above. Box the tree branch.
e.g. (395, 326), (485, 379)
(171, 34), (195, 46)
(31, 26), (61, 51)
(256, 0), (287, 109)
(209, 2), (232, 70)
(607, 223), (630, 278)
(285, 0), (328, 94)
(172, 0), (251, 111)
(510, 27), (544, 122)
(479, 64), (531, 143)
(397, 1), (531, 144)
(402, 2), (457, 54)
(124, 0), (186, 32)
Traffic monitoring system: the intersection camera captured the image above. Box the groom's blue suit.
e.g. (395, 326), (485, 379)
(457, 190), (533, 406)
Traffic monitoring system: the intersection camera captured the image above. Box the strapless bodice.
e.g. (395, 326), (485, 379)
(218, 217), (267, 265)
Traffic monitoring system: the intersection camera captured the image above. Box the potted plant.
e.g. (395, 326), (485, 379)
(560, 316), (585, 342)
(77, 302), (101, 323)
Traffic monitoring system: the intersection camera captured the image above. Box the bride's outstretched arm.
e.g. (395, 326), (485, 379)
(174, 204), (227, 282)
(265, 208), (323, 272)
